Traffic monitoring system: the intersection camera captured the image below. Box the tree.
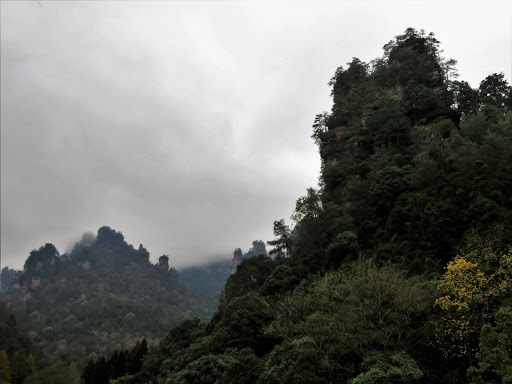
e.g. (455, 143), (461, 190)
(127, 339), (148, 374)
(25, 361), (80, 384)
(213, 292), (276, 356)
(170, 348), (262, 384)
(147, 318), (206, 380)
(260, 265), (300, 297)
(435, 248), (512, 358)
(266, 262), (434, 382)
(311, 112), (329, 147)
(466, 304), (512, 383)
(452, 80), (480, 118)
(351, 352), (423, 384)
(223, 255), (275, 304)
(366, 96), (410, 148)
(170, 353), (231, 384)
(291, 188), (322, 222)
(267, 220), (293, 258)
(258, 337), (329, 384)
(218, 348), (262, 384)
(479, 73), (512, 111)
(109, 351), (127, 379)
(325, 231), (359, 266)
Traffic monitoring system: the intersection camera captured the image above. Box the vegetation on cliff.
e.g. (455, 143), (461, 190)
(2, 27), (512, 383)
(103, 28), (512, 384)
(0, 226), (204, 365)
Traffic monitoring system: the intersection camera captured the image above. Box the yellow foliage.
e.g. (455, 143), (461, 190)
(435, 248), (512, 357)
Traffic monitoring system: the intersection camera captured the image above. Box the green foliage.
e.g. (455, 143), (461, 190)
(291, 188), (322, 222)
(479, 73), (512, 112)
(326, 231), (359, 266)
(127, 339), (148, 374)
(223, 255), (275, 304)
(366, 96), (410, 148)
(168, 353), (230, 384)
(213, 292), (276, 355)
(435, 248), (512, 358)
(142, 318), (206, 380)
(265, 262), (435, 382)
(22, 244), (60, 277)
(0, 301), (32, 359)
(0, 301), (36, 384)
(260, 265), (300, 297)
(466, 304), (512, 383)
(168, 348), (261, 384)
(351, 352), (423, 384)
(81, 338), (149, 384)
(217, 348), (262, 384)
(1, 227), (205, 363)
(452, 80), (480, 118)
(312, 35), (512, 272)
(258, 337), (329, 384)
(267, 220), (293, 258)
(25, 361), (81, 384)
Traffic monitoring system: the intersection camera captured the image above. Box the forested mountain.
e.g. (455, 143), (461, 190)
(0, 299), (89, 383)
(86, 28), (512, 384)
(2, 28), (512, 384)
(0, 226), (206, 364)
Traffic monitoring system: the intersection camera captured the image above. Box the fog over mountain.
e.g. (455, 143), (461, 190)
(1, 1), (511, 269)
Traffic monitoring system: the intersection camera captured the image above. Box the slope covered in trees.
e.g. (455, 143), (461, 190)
(0, 300), (39, 384)
(2, 28), (511, 383)
(102, 28), (512, 384)
(0, 226), (206, 364)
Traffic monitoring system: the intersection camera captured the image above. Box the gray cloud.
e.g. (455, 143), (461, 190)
(1, 1), (511, 269)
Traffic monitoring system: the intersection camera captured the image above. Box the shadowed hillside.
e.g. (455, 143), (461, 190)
(0, 226), (205, 362)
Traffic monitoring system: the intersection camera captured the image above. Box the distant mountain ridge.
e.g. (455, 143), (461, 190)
(178, 240), (268, 313)
(0, 226), (204, 362)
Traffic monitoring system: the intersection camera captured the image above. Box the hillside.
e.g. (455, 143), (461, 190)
(88, 28), (512, 384)
(0, 226), (205, 363)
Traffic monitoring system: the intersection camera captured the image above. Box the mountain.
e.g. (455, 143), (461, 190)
(95, 28), (512, 384)
(0, 226), (205, 362)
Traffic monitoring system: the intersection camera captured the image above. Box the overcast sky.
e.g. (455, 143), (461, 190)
(1, 1), (511, 270)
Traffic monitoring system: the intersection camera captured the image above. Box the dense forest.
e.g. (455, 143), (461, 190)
(0, 226), (207, 369)
(0, 231), (267, 383)
(1, 27), (512, 383)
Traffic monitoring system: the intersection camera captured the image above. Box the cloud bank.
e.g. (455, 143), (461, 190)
(1, 1), (511, 269)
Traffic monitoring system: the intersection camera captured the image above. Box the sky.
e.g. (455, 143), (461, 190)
(1, 1), (511, 270)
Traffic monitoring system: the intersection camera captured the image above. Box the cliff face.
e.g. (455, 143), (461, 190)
(158, 255), (170, 271)
(231, 241), (268, 274)
(231, 248), (243, 275)
(317, 31), (459, 210)
(0, 226), (203, 362)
